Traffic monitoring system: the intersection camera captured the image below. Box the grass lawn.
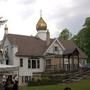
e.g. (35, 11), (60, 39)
(20, 79), (90, 90)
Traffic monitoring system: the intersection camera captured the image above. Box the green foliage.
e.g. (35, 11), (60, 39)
(20, 80), (90, 90)
(83, 17), (90, 26)
(72, 17), (90, 63)
(28, 79), (58, 86)
(59, 28), (72, 40)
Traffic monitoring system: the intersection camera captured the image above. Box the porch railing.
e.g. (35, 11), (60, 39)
(45, 65), (61, 72)
(45, 64), (79, 72)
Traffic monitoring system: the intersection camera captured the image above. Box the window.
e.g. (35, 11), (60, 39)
(32, 60), (36, 68)
(6, 59), (9, 65)
(28, 59), (40, 69)
(37, 60), (40, 68)
(22, 76), (31, 83)
(25, 76), (28, 83)
(46, 59), (51, 69)
(20, 58), (23, 67)
(54, 46), (58, 51)
(65, 64), (69, 71)
(28, 76), (31, 81)
(22, 76), (24, 83)
(46, 59), (51, 65)
(28, 59), (31, 68)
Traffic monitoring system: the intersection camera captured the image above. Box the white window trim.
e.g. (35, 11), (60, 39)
(28, 59), (40, 69)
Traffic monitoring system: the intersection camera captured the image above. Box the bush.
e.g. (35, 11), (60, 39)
(28, 73), (72, 86)
(28, 79), (58, 86)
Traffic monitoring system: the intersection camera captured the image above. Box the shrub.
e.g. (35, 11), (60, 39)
(28, 79), (58, 86)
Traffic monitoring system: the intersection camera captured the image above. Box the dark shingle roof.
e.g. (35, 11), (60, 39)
(7, 34), (54, 57)
(59, 39), (87, 58)
(6, 34), (87, 58)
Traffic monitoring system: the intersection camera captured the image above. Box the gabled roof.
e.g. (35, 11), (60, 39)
(4, 34), (87, 58)
(59, 39), (87, 58)
(6, 34), (54, 57)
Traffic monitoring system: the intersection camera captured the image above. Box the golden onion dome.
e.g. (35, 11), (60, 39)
(36, 17), (47, 31)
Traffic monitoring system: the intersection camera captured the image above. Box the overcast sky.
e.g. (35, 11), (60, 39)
(0, 0), (90, 40)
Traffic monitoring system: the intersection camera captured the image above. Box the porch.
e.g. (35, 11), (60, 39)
(44, 49), (80, 72)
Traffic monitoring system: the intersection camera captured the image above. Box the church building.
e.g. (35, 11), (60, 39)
(2, 15), (87, 85)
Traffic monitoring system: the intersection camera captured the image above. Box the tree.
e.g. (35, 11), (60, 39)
(0, 17), (7, 26)
(83, 17), (90, 26)
(59, 28), (72, 40)
(72, 17), (90, 63)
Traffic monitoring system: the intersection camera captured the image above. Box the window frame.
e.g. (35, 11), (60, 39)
(54, 46), (58, 51)
(37, 59), (40, 68)
(32, 60), (36, 69)
(6, 59), (9, 65)
(46, 59), (51, 65)
(20, 58), (23, 67)
(28, 58), (40, 69)
(28, 59), (31, 68)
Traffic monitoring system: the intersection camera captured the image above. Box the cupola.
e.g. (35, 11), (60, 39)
(36, 11), (49, 41)
(36, 17), (47, 31)
(36, 10), (47, 31)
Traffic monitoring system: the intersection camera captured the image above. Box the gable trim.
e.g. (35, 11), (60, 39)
(56, 39), (65, 50)
(43, 38), (65, 55)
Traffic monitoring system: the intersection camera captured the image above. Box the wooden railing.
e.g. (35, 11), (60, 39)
(45, 65), (61, 72)
(45, 64), (79, 72)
